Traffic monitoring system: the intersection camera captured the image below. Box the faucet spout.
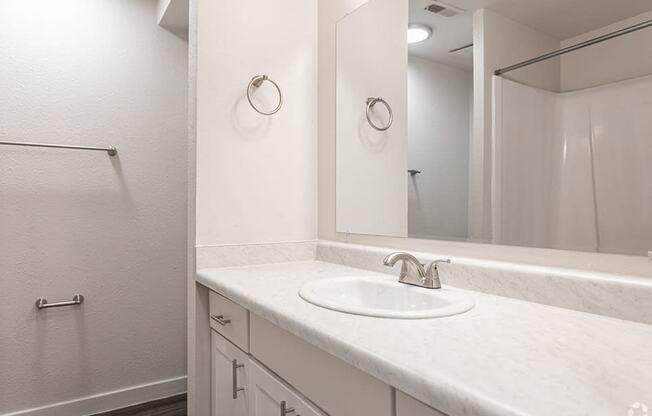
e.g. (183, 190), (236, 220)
(383, 252), (430, 287)
(383, 252), (450, 289)
(383, 252), (426, 276)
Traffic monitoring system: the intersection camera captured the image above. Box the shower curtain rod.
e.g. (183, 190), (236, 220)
(494, 19), (652, 76)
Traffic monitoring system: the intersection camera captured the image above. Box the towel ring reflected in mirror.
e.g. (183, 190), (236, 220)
(366, 97), (393, 131)
(247, 74), (283, 115)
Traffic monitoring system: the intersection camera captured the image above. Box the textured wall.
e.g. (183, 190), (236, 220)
(195, 0), (318, 247)
(0, 0), (188, 413)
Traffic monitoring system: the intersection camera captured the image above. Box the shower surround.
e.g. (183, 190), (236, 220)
(493, 74), (652, 255)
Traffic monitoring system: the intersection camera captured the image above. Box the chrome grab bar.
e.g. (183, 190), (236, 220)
(0, 141), (117, 156)
(211, 314), (231, 326)
(232, 359), (245, 399)
(366, 97), (393, 131)
(35, 294), (84, 309)
(247, 75), (283, 115)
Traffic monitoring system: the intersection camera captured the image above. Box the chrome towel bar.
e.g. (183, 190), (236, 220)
(35, 294), (84, 309)
(0, 140), (117, 156)
(366, 97), (393, 131)
(247, 75), (283, 115)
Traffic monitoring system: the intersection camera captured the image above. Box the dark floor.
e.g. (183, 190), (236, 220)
(91, 394), (187, 416)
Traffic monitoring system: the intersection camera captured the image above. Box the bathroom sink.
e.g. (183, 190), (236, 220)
(298, 276), (474, 319)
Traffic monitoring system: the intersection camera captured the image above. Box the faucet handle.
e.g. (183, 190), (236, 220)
(423, 259), (451, 289)
(426, 258), (451, 273)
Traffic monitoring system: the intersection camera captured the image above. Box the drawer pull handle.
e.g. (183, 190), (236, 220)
(232, 359), (245, 399)
(280, 401), (295, 415)
(211, 314), (231, 326)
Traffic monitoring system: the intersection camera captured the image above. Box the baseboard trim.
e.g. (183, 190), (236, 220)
(3, 376), (187, 416)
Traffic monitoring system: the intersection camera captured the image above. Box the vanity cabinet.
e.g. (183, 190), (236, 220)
(209, 289), (448, 416)
(249, 313), (392, 416)
(248, 359), (325, 416)
(396, 390), (448, 416)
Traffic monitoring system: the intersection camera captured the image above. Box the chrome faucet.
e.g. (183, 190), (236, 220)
(383, 252), (450, 289)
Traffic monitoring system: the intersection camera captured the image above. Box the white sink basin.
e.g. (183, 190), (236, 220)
(298, 276), (474, 319)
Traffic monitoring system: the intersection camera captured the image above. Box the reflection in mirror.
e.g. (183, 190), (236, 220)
(336, 0), (652, 256)
(336, 0), (408, 237)
(407, 0), (473, 241)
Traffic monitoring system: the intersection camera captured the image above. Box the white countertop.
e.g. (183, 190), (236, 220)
(197, 261), (652, 416)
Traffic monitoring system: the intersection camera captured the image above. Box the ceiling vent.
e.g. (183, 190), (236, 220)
(424, 1), (464, 18)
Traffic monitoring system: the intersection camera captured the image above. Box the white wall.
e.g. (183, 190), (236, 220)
(0, 0), (188, 414)
(185, 1), (208, 416)
(191, 2), (317, 414)
(336, 0), (408, 237)
(407, 56), (471, 240)
(318, 0), (369, 242)
(195, 0), (317, 247)
(157, 0), (189, 38)
(560, 10), (652, 92)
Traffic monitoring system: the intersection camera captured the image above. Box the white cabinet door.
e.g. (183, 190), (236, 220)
(248, 359), (325, 416)
(212, 331), (249, 416)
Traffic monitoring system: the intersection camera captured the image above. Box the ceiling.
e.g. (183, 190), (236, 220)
(445, 0), (652, 40)
(408, 0), (474, 70)
(407, 0), (651, 70)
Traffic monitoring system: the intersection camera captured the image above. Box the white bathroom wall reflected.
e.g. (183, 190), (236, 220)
(336, 0), (408, 237)
(407, 56), (472, 240)
(333, 1), (652, 256)
(493, 9), (652, 256)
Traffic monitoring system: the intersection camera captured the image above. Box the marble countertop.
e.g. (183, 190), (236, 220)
(197, 261), (652, 416)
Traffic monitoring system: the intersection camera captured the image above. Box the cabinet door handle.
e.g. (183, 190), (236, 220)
(211, 314), (232, 326)
(232, 359), (245, 399)
(281, 401), (296, 415)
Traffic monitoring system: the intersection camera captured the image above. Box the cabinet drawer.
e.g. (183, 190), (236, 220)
(209, 290), (249, 351)
(250, 313), (392, 416)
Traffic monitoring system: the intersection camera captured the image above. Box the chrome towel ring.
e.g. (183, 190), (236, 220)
(366, 97), (393, 131)
(247, 75), (283, 115)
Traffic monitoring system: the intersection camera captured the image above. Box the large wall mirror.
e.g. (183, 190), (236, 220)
(336, 0), (652, 256)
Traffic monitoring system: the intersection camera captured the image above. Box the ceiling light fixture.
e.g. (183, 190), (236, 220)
(407, 24), (432, 44)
